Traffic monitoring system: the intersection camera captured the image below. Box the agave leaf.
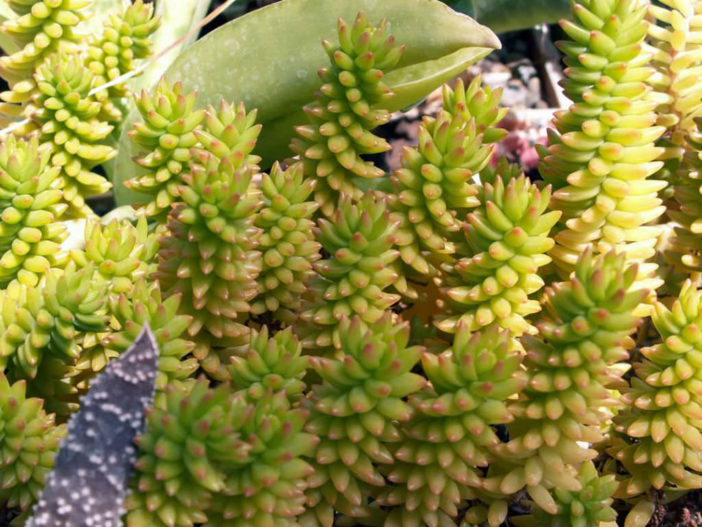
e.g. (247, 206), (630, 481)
(113, 0), (499, 206)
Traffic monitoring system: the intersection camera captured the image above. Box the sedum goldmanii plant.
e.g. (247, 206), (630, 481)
(1, 0), (702, 526)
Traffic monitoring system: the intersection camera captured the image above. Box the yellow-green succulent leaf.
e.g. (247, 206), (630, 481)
(87, 0), (160, 120)
(392, 75), (507, 278)
(0, 0), (89, 108)
(299, 193), (401, 351)
(252, 162), (320, 321)
(302, 314), (425, 525)
(127, 380), (252, 527)
(375, 324), (523, 525)
(0, 134), (68, 287)
(0, 371), (65, 512)
(30, 51), (115, 217)
(436, 171), (560, 337)
(610, 279), (702, 494)
(540, 0), (667, 295)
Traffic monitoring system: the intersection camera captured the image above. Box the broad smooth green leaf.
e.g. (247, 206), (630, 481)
(449, 0), (571, 33)
(113, 0), (499, 206)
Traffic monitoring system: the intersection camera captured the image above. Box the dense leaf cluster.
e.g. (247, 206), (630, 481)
(0, 1), (701, 527)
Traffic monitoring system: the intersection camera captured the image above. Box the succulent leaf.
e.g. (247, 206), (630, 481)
(376, 324), (523, 527)
(125, 80), (205, 219)
(301, 314), (425, 526)
(0, 372), (64, 512)
(86, 0), (160, 121)
(126, 380), (251, 527)
(1, 262), (106, 377)
(647, 0), (702, 156)
(300, 193), (401, 350)
(103, 279), (197, 402)
(71, 215), (158, 295)
(252, 162), (321, 321)
(30, 51), (116, 217)
(513, 462), (618, 527)
(610, 278), (702, 494)
(0, 0), (88, 109)
(490, 250), (644, 497)
(667, 116), (702, 272)
(229, 326), (308, 404)
(540, 0), (667, 293)
(205, 391), (317, 527)
(0, 134), (68, 287)
(290, 13), (402, 215)
(155, 148), (263, 380)
(436, 172), (559, 337)
(392, 76), (507, 277)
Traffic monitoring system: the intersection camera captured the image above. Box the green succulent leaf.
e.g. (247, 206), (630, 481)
(302, 314), (425, 526)
(610, 278), (702, 495)
(127, 380), (252, 527)
(539, 0), (666, 298)
(0, 372), (64, 512)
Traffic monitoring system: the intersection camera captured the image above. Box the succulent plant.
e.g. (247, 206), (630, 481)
(375, 324), (523, 527)
(610, 278), (702, 496)
(512, 462), (618, 527)
(126, 380), (252, 527)
(486, 250), (644, 502)
(229, 326), (308, 403)
(156, 149), (263, 343)
(86, 0), (160, 121)
(193, 100), (262, 168)
(392, 77), (507, 277)
(667, 115), (702, 273)
(647, 0), (702, 161)
(644, 1), (702, 276)
(0, 263), (105, 420)
(539, 0), (667, 292)
(290, 13), (403, 215)
(0, 134), (68, 287)
(71, 215), (158, 296)
(301, 315), (425, 526)
(0, 263), (106, 381)
(102, 278), (198, 400)
(31, 51), (116, 217)
(252, 162), (321, 321)
(300, 193), (401, 350)
(125, 81), (205, 219)
(0, 0), (88, 109)
(205, 391), (317, 527)
(4, 1), (702, 525)
(0, 371), (64, 512)
(436, 173), (560, 338)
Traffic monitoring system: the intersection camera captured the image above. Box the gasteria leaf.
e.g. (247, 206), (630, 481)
(26, 325), (158, 527)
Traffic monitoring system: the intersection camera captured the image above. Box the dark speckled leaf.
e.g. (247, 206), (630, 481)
(26, 325), (159, 527)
